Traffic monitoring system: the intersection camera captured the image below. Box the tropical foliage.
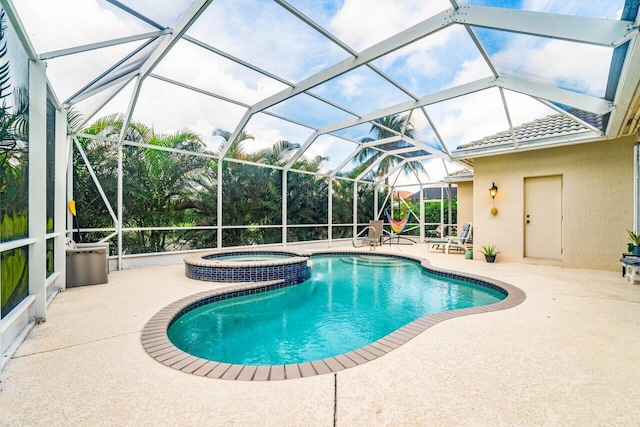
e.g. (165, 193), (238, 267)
(356, 113), (427, 181)
(0, 7), (30, 318)
(72, 116), (376, 252)
(70, 113), (455, 254)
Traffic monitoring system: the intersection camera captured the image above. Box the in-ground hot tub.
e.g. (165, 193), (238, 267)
(184, 250), (311, 284)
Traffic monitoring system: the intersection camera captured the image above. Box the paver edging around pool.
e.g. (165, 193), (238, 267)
(141, 254), (526, 381)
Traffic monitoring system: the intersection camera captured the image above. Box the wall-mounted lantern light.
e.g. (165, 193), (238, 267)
(489, 182), (498, 215)
(489, 182), (498, 199)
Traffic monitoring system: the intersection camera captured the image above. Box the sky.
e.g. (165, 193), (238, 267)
(13, 0), (625, 182)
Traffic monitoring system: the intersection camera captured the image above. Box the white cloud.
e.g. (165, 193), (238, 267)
(328, 0), (451, 51)
(14, 0), (151, 52)
(338, 74), (365, 99)
(303, 135), (358, 173)
(489, 36), (612, 97)
(187, 0), (346, 83)
(523, 0), (621, 19)
(424, 86), (555, 151)
(450, 56), (494, 86)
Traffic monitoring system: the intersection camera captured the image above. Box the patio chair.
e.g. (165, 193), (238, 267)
(427, 225), (444, 238)
(620, 257), (640, 283)
(353, 220), (384, 250)
(427, 222), (472, 254)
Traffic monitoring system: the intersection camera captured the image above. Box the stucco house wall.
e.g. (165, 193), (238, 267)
(455, 181), (473, 228)
(471, 135), (635, 270)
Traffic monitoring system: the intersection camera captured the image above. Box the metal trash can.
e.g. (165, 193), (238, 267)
(66, 242), (109, 287)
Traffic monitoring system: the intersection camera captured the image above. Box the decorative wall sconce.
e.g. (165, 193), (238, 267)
(489, 182), (498, 215)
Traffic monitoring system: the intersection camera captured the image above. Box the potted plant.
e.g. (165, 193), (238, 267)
(628, 230), (640, 255)
(479, 244), (500, 263)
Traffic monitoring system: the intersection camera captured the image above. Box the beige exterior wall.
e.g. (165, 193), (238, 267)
(455, 181), (473, 227)
(472, 136), (635, 270)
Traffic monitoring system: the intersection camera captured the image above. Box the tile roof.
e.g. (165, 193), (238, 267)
(446, 168), (473, 179)
(456, 113), (600, 151)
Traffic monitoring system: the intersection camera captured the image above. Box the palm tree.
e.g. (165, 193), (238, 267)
(251, 139), (300, 165)
(74, 114), (209, 252)
(213, 128), (254, 160)
(355, 113), (426, 181)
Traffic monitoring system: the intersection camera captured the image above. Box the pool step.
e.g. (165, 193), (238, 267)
(340, 255), (408, 267)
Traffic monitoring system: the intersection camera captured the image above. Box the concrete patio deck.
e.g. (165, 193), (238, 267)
(1, 243), (638, 426)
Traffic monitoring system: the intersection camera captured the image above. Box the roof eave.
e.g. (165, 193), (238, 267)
(451, 131), (604, 160)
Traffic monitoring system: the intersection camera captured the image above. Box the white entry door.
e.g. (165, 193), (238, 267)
(524, 175), (562, 259)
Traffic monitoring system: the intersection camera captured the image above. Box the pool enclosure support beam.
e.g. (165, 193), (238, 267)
(138, 0), (213, 81)
(499, 75), (614, 116)
(222, 110), (253, 161)
(421, 107), (453, 159)
(0, 0), (37, 60)
(329, 145), (364, 178)
(149, 74), (321, 135)
(284, 131), (320, 171)
(448, 183), (453, 228)
(67, 137), (74, 240)
(73, 138), (118, 225)
(419, 184), (425, 242)
(64, 34), (152, 106)
(217, 160), (223, 249)
(353, 182), (358, 239)
(374, 185), (379, 221)
(440, 186), (445, 231)
(499, 87), (518, 149)
(321, 76), (613, 141)
(356, 154), (391, 181)
(247, 5), (627, 120)
(456, 4), (632, 47)
(607, 35), (640, 136)
(275, 0), (421, 104)
(74, 75), (138, 132)
(282, 171), (288, 248)
(38, 30), (172, 60)
(105, 0), (164, 29)
(116, 78), (143, 270)
(55, 107), (69, 291)
(328, 179), (333, 248)
(182, 35), (361, 120)
(28, 59), (47, 320)
(247, 7), (456, 115)
(538, 100), (605, 137)
(117, 144), (124, 270)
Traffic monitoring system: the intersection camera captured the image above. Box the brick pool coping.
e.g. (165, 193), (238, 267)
(141, 252), (526, 381)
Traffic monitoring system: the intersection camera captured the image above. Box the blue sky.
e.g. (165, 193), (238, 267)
(14, 0), (625, 176)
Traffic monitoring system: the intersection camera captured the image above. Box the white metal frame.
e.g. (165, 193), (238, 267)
(1, 0), (640, 387)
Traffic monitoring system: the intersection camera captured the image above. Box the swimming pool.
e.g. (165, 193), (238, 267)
(143, 253), (524, 380)
(168, 254), (504, 365)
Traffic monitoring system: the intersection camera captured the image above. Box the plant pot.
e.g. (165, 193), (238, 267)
(484, 254), (496, 263)
(628, 243), (635, 253)
(465, 249), (473, 259)
(633, 245), (640, 255)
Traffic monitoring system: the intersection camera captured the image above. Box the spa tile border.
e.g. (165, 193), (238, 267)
(141, 252), (526, 381)
(184, 249), (312, 284)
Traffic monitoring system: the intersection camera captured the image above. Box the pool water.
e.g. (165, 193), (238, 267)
(168, 254), (505, 365)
